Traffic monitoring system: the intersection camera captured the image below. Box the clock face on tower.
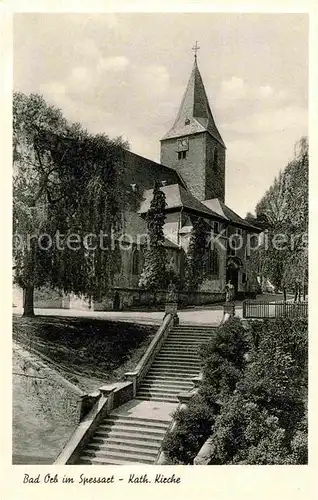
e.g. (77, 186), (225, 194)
(177, 137), (189, 152)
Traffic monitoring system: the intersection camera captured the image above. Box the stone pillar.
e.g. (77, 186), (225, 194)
(99, 384), (116, 412)
(191, 372), (203, 389)
(223, 301), (235, 316)
(124, 371), (138, 397)
(193, 436), (215, 465)
(165, 301), (179, 325)
(79, 390), (101, 421)
(221, 302), (235, 325)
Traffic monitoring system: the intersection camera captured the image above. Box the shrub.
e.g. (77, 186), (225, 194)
(199, 317), (250, 403)
(209, 394), (291, 465)
(161, 396), (215, 464)
(162, 316), (307, 465)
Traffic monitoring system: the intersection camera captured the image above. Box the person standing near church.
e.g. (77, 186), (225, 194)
(225, 280), (234, 302)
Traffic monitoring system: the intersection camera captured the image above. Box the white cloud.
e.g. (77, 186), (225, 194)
(134, 65), (170, 98)
(259, 85), (273, 98)
(66, 66), (93, 93)
(78, 39), (101, 60)
(218, 77), (275, 103)
(97, 56), (130, 73)
(221, 77), (246, 100)
(40, 82), (66, 96)
(223, 105), (307, 134)
(71, 67), (90, 81)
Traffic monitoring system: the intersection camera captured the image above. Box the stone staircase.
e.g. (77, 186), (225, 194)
(136, 324), (213, 403)
(77, 324), (215, 464)
(79, 413), (172, 464)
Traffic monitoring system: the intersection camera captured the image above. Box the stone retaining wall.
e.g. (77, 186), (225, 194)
(13, 344), (83, 462)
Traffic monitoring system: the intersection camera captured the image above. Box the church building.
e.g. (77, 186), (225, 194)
(17, 52), (260, 312)
(85, 53), (261, 311)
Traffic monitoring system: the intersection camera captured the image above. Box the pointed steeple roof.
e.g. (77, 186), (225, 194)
(162, 58), (225, 147)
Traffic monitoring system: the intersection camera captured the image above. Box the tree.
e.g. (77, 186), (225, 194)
(13, 92), (131, 316)
(255, 137), (308, 298)
(184, 217), (209, 291)
(139, 182), (167, 290)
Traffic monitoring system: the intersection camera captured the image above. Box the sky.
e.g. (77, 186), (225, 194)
(13, 13), (308, 217)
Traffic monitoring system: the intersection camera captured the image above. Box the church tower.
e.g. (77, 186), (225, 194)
(160, 49), (226, 202)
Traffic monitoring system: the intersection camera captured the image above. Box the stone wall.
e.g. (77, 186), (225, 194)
(94, 287), (225, 310)
(205, 134), (226, 202)
(161, 133), (207, 201)
(13, 345), (83, 462)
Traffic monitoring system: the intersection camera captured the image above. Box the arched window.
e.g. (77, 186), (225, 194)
(132, 248), (144, 276)
(204, 248), (219, 278)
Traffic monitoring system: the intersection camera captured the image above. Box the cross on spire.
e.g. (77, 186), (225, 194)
(192, 41), (200, 59)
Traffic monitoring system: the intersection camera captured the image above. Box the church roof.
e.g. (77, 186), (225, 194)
(161, 58), (225, 147)
(202, 198), (262, 232)
(118, 233), (179, 249)
(138, 184), (227, 220)
(123, 150), (185, 190)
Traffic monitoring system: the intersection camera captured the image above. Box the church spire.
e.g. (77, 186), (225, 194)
(162, 51), (225, 148)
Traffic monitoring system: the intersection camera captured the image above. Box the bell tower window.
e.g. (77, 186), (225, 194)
(213, 147), (219, 170)
(178, 151), (187, 160)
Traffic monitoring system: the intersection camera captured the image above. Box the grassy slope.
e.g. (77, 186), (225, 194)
(12, 315), (157, 463)
(13, 315), (157, 391)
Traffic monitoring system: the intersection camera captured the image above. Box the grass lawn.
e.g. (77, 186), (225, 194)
(13, 314), (157, 391)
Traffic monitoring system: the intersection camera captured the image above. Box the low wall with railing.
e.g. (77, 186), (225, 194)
(54, 381), (134, 464)
(243, 300), (308, 319)
(125, 312), (176, 395)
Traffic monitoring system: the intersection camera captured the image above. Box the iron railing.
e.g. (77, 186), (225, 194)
(242, 300), (308, 319)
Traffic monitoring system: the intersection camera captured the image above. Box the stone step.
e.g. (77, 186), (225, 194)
(169, 331), (213, 335)
(141, 380), (192, 389)
(137, 389), (178, 398)
(153, 357), (200, 366)
(85, 442), (158, 458)
(163, 342), (203, 348)
(96, 425), (167, 438)
(155, 352), (200, 360)
(151, 365), (200, 372)
(93, 436), (161, 451)
(138, 386), (181, 395)
(107, 415), (171, 426)
(169, 331), (214, 335)
(170, 328), (214, 332)
(79, 456), (136, 465)
(93, 429), (163, 444)
(143, 373), (192, 381)
(161, 349), (200, 354)
(158, 350), (199, 356)
(158, 349), (200, 356)
(142, 382), (190, 390)
(172, 325), (216, 329)
(153, 359), (199, 366)
(80, 449), (155, 464)
(166, 336), (211, 341)
(103, 417), (170, 430)
(151, 360), (199, 367)
(146, 369), (195, 379)
(135, 395), (178, 403)
(149, 365), (199, 374)
(140, 381), (192, 390)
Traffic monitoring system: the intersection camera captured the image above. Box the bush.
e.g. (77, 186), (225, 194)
(161, 396), (215, 464)
(162, 316), (308, 465)
(199, 317), (250, 404)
